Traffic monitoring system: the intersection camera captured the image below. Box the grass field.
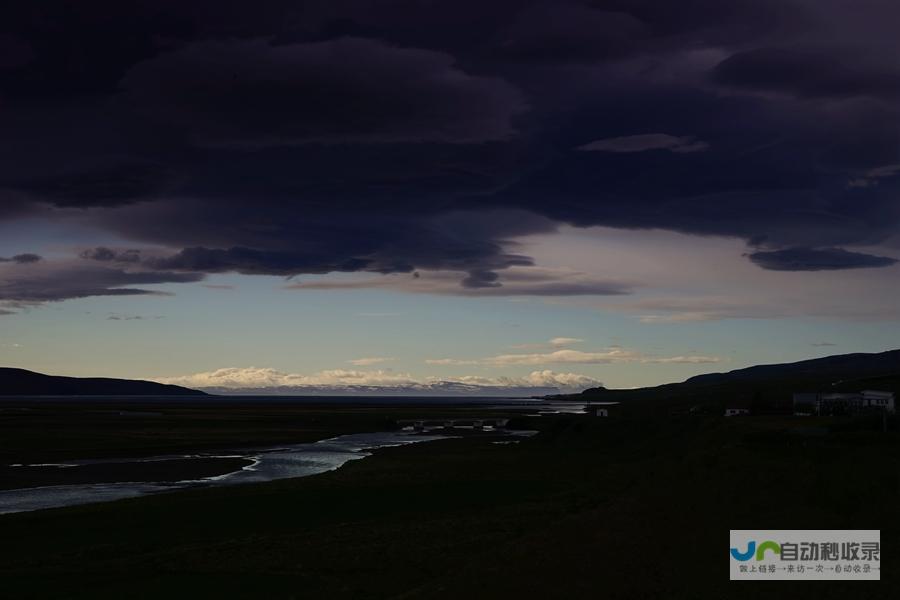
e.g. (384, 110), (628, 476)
(0, 405), (897, 598)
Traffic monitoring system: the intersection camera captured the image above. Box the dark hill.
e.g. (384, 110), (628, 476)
(683, 350), (900, 386)
(0, 367), (206, 396)
(572, 349), (900, 415)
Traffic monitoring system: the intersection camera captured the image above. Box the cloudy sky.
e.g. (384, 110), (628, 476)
(1, 0), (899, 393)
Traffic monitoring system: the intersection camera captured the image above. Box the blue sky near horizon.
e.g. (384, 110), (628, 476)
(3, 225), (898, 390)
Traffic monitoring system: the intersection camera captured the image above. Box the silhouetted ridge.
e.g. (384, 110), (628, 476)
(683, 350), (900, 386)
(574, 350), (900, 414)
(0, 367), (206, 396)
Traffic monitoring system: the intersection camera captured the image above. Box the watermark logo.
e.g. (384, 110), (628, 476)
(730, 530), (879, 580)
(730, 540), (781, 562)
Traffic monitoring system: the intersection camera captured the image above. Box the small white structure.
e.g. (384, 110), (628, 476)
(584, 404), (610, 417)
(862, 390), (895, 413)
(793, 390), (895, 416)
(725, 408), (750, 417)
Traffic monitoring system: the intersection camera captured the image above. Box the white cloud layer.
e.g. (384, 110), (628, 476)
(550, 337), (584, 346)
(157, 366), (602, 394)
(347, 357), (394, 366)
(427, 348), (721, 366)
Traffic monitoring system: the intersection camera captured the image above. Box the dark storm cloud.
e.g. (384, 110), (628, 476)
(491, 82), (900, 259)
(461, 270), (502, 289)
(293, 0), (809, 61)
(0, 254), (42, 264)
(113, 207), (550, 283)
(712, 44), (900, 99)
(14, 163), (175, 208)
(80, 247), (142, 263)
(497, 4), (648, 63)
(121, 37), (527, 147)
(287, 267), (633, 297)
(0, 262), (204, 310)
(578, 134), (708, 153)
(747, 247), (899, 271)
(0, 3), (186, 99)
(153, 246), (372, 275)
(0, 34), (33, 69)
(0, 194), (38, 221)
(1, 0), (900, 308)
(494, 0), (809, 63)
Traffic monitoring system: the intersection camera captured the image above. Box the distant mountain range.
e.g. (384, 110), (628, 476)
(570, 349), (900, 413)
(0, 368), (206, 396)
(199, 382), (560, 397)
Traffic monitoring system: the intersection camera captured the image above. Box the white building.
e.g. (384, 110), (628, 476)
(793, 390), (895, 416)
(862, 390), (895, 413)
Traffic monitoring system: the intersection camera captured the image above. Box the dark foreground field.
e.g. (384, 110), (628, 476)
(0, 404), (898, 599)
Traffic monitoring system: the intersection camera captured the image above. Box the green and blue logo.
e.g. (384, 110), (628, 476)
(730, 540), (781, 561)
